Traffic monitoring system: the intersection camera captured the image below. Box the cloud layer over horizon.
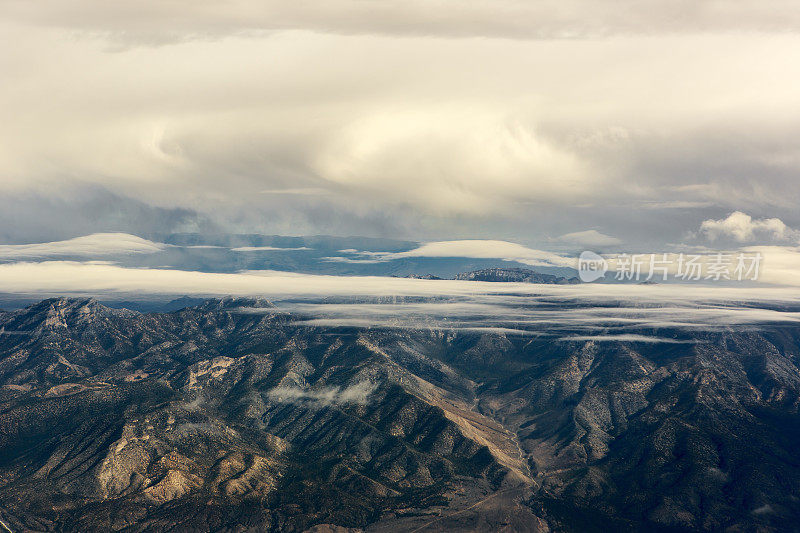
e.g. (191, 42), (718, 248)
(3, 230), (800, 286)
(4, 260), (800, 338)
(7, 1), (800, 42)
(2, 2), (800, 247)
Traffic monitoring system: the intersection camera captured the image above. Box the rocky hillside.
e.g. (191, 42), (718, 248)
(0, 298), (798, 531)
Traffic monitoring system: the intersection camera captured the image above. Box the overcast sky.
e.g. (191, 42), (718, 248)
(2, 1), (800, 250)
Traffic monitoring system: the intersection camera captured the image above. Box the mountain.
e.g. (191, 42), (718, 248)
(454, 267), (580, 284)
(403, 274), (444, 280)
(0, 298), (799, 531)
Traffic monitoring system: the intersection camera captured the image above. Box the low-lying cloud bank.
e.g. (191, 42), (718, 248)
(285, 301), (800, 335)
(266, 382), (377, 406)
(2, 261), (800, 335)
(3, 260), (800, 299)
(558, 334), (701, 344)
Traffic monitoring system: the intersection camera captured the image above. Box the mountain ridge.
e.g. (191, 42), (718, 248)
(453, 267), (580, 284)
(0, 298), (798, 531)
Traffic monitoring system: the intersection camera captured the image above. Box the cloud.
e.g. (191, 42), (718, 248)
(700, 212), (797, 242)
(267, 382), (377, 406)
(4, 258), (800, 298)
(740, 245), (800, 285)
(260, 188), (330, 195)
(752, 504), (775, 516)
(592, 247), (800, 286)
(6, 1), (800, 43)
(0, 186), (216, 244)
(321, 256), (385, 264)
(278, 299), (800, 333)
(290, 319), (537, 336)
(231, 246), (311, 252)
(556, 230), (621, 247)
(3, 6), (800, 249)
(640, 200), (715, 210)
(0, 233), (165, 259)
(4, 261), (800, 335)
(382, 240), (575, 267)
(558, 334), (698, 343)
(314, 106), (591, 214)
(0, 261), (497, 299)
(327, 239), (578, 267)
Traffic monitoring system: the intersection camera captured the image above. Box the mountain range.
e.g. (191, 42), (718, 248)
(0, 297), (798, 531)
(453, 268), (579, 284)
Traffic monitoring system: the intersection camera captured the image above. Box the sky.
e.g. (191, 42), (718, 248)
(2, 0), (800, 251)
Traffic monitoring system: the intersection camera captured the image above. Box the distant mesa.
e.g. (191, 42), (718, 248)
(402, 268), (580, 283)
(454, 267), (580, 284)
(193, 296), (276, 311)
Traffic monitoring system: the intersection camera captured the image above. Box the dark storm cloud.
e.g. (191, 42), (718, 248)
(0, 186), (217, 243)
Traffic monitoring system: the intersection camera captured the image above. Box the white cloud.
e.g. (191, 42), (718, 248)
(314, 106), (591, 214)
(278, 299), (800, 332)
(596, 247), (800, 286)
(0, 233), (165, 259)
(740, 245), (800, 285)
(3, 261), (800, 336)
(231, 246), (311, 252)
(0, 259), (797, 298)
(700, 212), (797, 242)
(267, 382), (377, 406)
(752, 504), (775, 516)
(558, 334), (697, 343)
(556, 230), (621, 247)
(0, 261), (501, 298)
(383, 240), (575, 267)
(321, 256), (385, 264)
(330, 239), (578, 266)
(290, 319), (536, 336)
